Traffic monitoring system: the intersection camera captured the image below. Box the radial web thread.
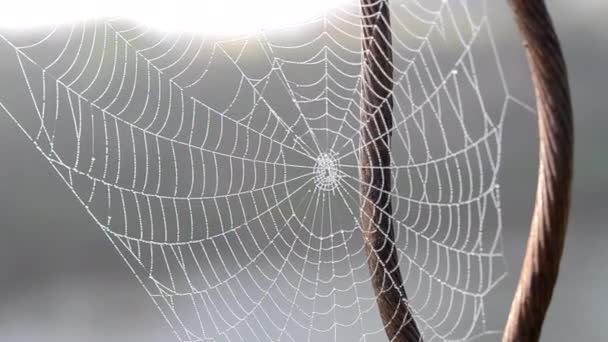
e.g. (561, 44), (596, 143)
(0, 1), (533, 341)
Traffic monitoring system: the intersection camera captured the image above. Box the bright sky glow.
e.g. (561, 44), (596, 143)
(0, 0), (352, 34)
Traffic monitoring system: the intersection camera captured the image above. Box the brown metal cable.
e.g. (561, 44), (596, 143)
(358, 1), (573, 340)
(359, 0), (422, 341)
(503, 1), (574, 341)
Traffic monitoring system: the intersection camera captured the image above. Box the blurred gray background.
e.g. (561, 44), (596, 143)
(0, 0), (606, 341)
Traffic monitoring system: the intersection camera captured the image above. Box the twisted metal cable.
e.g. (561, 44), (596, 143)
(504, 1), (574, 341)
(359, 0), (422, 341)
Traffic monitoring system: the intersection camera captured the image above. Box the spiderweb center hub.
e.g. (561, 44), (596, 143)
(313, 153), (340, 191)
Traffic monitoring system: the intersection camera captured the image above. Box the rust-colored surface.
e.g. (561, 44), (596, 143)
(359, 0), (422, 340)
(504, 1), (574, 341)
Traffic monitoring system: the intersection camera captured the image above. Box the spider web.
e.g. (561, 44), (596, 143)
(0, 0), (527, 340)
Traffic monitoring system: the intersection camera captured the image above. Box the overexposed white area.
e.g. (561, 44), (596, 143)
(0, 0), (352, 34)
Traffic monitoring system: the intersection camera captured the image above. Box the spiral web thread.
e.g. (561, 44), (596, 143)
(0, 0), (530, 340)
